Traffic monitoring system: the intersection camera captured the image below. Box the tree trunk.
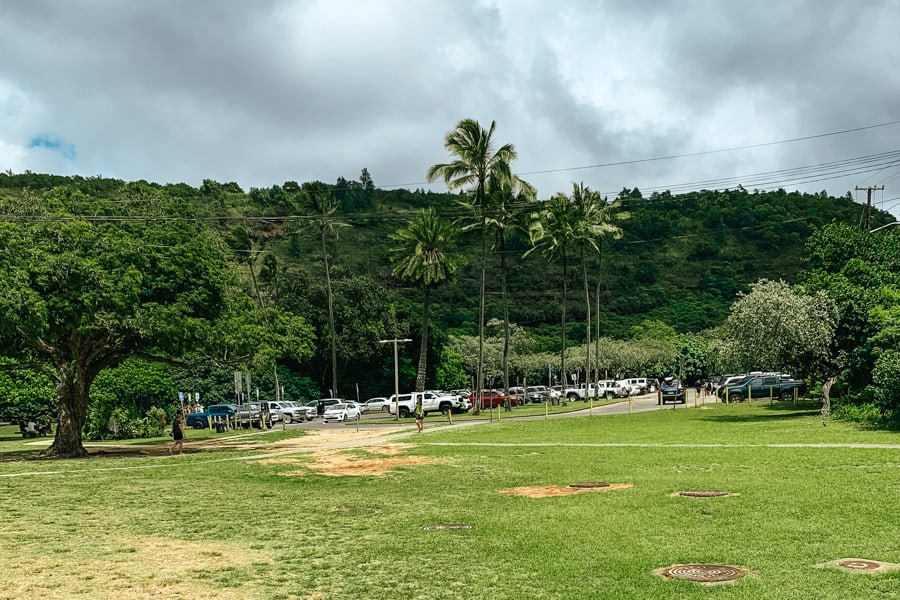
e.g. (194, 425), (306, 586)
(501, 232), (511, 411)
(475, 212), (486, 414)
(322, 228), (339, 397)
(594, 239), (602, 382)
(560, 250), (568, 391)
(415, 288), (431, 393)
(44, 362), (93, 458)
(582, 247), (591, 394)
(822, 376), (837, 417)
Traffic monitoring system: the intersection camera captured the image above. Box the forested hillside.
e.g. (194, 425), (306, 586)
(0, 171), (891, 408)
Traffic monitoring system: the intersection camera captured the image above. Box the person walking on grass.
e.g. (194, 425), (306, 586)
(415, 396), (424, 433)
(170, 413), (185, 454)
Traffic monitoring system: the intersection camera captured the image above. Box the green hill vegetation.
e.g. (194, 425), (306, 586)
(1, 169), (898, 453)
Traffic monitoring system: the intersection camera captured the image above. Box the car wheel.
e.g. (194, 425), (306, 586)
(283, 414), (293, 424)
(193, 422), (205, 430)
(440, 404), (451, 415)
(780, 390), (794, 401)
(729, 393), (744, 403)
(399, 407), (410, 419)
(566, 393), (578, 401)
(381, 405), (389, 412)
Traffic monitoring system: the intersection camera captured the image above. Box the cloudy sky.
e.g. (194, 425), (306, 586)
(2, 0), (899, 217)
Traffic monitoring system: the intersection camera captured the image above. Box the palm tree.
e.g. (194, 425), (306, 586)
(482, 176), (538, 409)
(526, 193), (580, 389)
(389, 208), (463, 392)
(426, 118), (517, 412)
(296, 183), (348, 397)
(587, 194), (629, 383)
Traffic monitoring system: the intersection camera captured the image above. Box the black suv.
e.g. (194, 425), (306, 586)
(659, 379), (686, 404)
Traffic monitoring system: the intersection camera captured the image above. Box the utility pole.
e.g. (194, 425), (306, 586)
(856, 186), (885, 230)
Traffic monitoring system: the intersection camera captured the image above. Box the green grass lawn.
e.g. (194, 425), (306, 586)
(1, 402), (898, 599)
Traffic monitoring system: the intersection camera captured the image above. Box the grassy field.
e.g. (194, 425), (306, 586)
(1, 402), (898, 599)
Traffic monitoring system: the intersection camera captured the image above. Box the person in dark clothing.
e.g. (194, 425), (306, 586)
(169, 414), (185, 454)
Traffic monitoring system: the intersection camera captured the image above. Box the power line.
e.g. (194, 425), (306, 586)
(515, 120), (900, 177)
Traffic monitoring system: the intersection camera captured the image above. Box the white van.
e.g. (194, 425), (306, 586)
(624, 378), (648, 394)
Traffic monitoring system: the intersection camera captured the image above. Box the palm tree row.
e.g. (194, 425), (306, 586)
(411, 117), (626, 406)
(276, 118), (626, 402)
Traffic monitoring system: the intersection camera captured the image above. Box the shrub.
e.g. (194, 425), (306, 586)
(872, 349), (900, 417)
(831, 402), (883, 425)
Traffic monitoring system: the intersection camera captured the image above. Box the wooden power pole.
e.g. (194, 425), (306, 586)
(856, 186), (885, 230)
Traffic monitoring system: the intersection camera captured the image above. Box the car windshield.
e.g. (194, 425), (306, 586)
(328, 404), (347, 410)
(305, 401), (316, 408)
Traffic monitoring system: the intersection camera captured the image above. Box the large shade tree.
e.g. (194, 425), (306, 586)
(717, 279), (837, 411)
(0, 184), (234, 457)
(390, 208), (463, 392)
(427, 118), (517, 411)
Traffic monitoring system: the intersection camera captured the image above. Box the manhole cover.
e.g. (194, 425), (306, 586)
(569, 482), (610, 489)
(838, 559), (882, 570)
(660, 564), (747, 583)
(679, 490), (730, 497)
(422, 523), (475, 531)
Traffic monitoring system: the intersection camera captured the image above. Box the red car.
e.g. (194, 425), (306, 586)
(467, 389), (518, 408)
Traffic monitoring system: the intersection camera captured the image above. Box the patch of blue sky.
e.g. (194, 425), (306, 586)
(29, 134), (77, 160)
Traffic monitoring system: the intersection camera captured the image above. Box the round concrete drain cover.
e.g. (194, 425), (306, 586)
(838, 559), (882, 570)
(569, 482), (610, 489)
(679, 490), (729, 497)
(422, 523), (474, 531)
(660, 564), (747, 583)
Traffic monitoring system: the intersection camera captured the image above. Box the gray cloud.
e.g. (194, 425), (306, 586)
(1, 0), (898, 214)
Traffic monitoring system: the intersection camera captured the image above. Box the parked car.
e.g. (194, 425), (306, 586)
(303, 400), (319, 420)
(659, 378), (686, 404)
(322, 402), (362, 423)
(526, 385), (551, 403)
(624, 378), (649, 394)
(261, 401), (284, 424)
(363, 397), (391, 412)
(468, 389), (517, 408)
(717, 374), (806, 402)
(314, 398), (343, 415)
(277, 401), (313, 423)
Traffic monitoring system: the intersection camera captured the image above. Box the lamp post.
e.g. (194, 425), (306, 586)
(380, 338), (411, 420)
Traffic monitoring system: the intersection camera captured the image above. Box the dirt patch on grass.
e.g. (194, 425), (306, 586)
(280, 448), (439, 477)
(499, 483), (633, 498)
(816, 558), (900, 574)
(3, 536), (269, 599)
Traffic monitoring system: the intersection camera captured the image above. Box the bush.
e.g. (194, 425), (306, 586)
(831, 402), (883, 426)
(872, 349), (900, 417)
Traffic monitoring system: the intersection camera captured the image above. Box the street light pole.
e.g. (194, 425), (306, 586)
(380, 338), (412, 420)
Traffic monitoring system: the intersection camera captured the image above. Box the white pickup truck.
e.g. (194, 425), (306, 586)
(386, 391), (469, 418)
(563, 381), (628, 401)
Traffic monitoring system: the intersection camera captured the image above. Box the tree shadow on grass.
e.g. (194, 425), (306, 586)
(701, 401), (822, 424)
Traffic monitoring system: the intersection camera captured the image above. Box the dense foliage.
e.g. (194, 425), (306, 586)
(0, 167), (896, 437)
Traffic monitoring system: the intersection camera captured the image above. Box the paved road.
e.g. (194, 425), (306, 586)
(277, 391), (721, 432)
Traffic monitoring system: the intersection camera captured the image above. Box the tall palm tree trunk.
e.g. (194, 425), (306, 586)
(582, 247), (592, 394)
(322, 229), (338, 397)
(560, 251), (568, 391)
(594, 239), (603, 380)
(500, 232), (511, 410)
(415, 287), (431, 393)
(475, 213), (486, 414)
